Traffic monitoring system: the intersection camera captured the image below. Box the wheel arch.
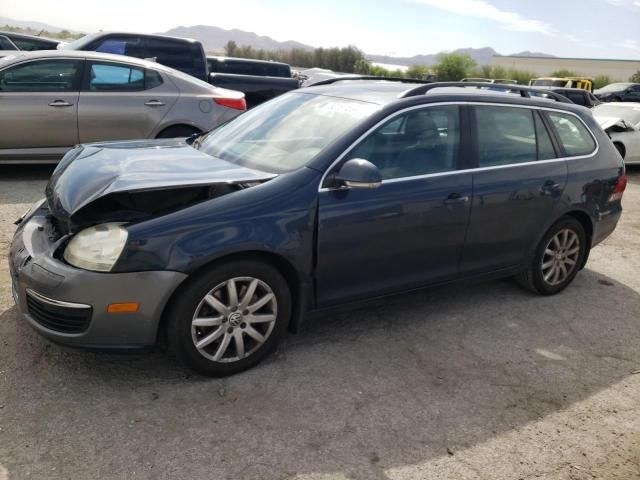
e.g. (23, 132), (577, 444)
(157, 250), (305, 345)
(563, 210), (594, 269)
(155, 123), (202, 139)
(612, 141), (626, 159)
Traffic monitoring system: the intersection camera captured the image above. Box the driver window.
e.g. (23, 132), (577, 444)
(346, 105), (460, 180)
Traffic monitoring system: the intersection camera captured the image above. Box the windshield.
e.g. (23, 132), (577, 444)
(198, 92), (379, 173)
(597, 83), (631, 93)
(594, 104), (640, 125)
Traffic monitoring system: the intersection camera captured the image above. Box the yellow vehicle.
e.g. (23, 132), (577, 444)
(529, 77), (594, 92)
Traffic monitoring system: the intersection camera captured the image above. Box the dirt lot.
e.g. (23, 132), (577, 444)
(1, 165), (639, 480)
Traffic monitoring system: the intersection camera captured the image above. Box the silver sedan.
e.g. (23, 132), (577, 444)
(0, 50), (246, 163)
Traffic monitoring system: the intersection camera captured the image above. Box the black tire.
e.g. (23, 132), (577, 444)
(156, 125), (199, 139)
(516, 216), (588, 295)
(167, 259), (291, 376)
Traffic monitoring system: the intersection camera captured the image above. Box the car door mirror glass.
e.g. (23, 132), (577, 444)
(333, 158), (382, 189)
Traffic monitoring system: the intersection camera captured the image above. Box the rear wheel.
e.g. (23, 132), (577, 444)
(156, 125), (199, 139)
(516, 216), (587, 295)
(167, 260), (291, 376)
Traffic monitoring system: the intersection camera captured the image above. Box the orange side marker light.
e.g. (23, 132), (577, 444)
(107, 303), (140, 313)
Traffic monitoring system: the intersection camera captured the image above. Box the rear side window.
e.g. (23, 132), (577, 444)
(145, 69), (163, 89)
(547, 112), (596, 157)
(347, 105), (460, 180)
(145, 38), (206, 79)
(93, 36), (144, 57)
(474, 106), (537, 166)
(0, 59), (81, 92)
(88, 63), (144, 91)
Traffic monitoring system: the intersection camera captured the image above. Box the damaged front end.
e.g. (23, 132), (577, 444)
(44, 139), (277, 236)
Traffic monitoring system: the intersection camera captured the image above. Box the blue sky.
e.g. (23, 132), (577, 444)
(2, 0), (639, 59)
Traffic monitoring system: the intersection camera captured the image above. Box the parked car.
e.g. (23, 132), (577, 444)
(532, 87), (601, 108)
(10, 80), (625, 376)
(61, 32), (209, 81)
(0, 50), (245, 163)
(0, 31), (61, 51)
(62, 32), (299, 107)
(594, 83), (640, 103)
(207, 56), (299, 108)
(530, 77), (594, 92)
(593, 102), (640, 163)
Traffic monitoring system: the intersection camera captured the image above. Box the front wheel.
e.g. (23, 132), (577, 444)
(167, 260), (291, 376)
(516, 216), (588, 295)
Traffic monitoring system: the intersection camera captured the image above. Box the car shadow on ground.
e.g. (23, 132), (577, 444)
(1, 268), (639, 479)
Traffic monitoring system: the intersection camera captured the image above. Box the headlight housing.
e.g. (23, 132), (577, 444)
(63, 223), (128, 272)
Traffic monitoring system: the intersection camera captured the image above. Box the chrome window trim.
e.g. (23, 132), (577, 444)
(318, 101), (599, 192)
(26, 289), (91, 310)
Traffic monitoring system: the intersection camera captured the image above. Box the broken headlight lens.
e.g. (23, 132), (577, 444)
(63, 223), (128, 272)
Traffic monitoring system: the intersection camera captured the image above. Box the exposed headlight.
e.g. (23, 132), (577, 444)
(63, 223), (128, 272)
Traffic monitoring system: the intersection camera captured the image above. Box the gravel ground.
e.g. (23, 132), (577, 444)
(1, 165), (639, 480)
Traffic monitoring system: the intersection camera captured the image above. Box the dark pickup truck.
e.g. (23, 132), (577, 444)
(207, 56), (299, 108)
(63, 32), (299, 107)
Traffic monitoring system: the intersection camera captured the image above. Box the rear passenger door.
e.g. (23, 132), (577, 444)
(459, 105), (568, 275)
(78, 60), (178, 143)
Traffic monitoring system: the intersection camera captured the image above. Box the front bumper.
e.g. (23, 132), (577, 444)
(9, 212), (187, 349)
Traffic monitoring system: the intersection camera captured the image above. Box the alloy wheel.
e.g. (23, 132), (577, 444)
(541, 229), (580, 286)
(191, 277), (277, 363)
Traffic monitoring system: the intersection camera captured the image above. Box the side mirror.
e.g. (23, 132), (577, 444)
(332, 158), (382, 189)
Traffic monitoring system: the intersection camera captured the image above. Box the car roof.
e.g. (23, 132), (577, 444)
(0, 49), (175, 71)
(67, 31), (201, 45)
(0, 31), (60, 43)
(303, 79), (586, 113)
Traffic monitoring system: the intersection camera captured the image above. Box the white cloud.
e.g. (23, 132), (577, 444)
(621, 39), (640, 51)
(409, 0), (557, 35)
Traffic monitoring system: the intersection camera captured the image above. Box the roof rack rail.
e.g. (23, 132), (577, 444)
(399, 81), (573, 103)
(307, 76), (432, 87)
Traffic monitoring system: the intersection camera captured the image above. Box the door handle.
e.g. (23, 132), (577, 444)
(48, 100), (73, 107)
(144, 100), (165, 107)
(443, 193), (470, 205)
(540, 180), (561, 196)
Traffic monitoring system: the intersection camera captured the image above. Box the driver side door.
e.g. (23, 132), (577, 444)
(315, 104), (473, 306)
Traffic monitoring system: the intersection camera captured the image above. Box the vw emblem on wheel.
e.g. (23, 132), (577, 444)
(228, 312), (243, 327)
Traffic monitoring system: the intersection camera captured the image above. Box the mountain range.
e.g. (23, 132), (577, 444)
(161, 25), (555, 66)
(0, 16), (555, 66)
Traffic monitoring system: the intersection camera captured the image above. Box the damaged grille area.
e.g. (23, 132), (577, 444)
(68, 183), (248, 230)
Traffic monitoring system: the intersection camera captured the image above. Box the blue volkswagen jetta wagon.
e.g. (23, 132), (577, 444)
(10, 80), (627, 376)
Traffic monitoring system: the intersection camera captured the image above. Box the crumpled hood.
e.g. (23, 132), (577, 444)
(46, 138), (276, 230)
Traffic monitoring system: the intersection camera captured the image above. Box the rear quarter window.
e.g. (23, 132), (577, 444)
(546, 112), (596, 157)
